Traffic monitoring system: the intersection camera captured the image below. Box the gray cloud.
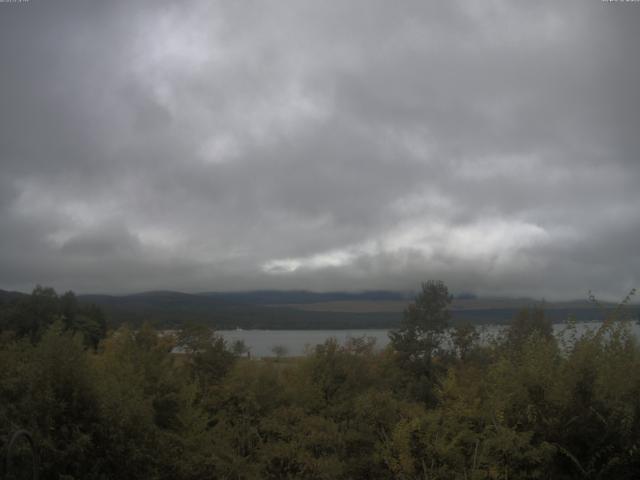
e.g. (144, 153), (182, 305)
(1, 0), (639, 299)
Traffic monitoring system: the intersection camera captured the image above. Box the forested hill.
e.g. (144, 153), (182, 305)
(78, 290), (410, 329)
(2, 288), (635, 330)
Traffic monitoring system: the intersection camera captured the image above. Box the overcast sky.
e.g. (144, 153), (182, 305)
(1, 0), (639, 299)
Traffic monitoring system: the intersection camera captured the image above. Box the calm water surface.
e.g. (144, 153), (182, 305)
(218, 321), (640, 357)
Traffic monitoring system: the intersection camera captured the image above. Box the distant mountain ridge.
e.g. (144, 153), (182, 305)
(0, 289), (26, 302)
(2, 288), (636, 330)
(197, 289), (412, 304)
(77, 289), (411, 306)
(76, 289), (620, 309)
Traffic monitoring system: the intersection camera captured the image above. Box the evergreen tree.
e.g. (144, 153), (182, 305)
(389, 280), (452, 405)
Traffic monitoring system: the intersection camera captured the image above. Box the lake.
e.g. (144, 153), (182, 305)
(218, 321), (640, 357)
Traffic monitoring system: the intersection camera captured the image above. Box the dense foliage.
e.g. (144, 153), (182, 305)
(1, 284), (640, 479)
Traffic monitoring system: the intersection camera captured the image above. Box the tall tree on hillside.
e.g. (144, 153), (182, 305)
(0, 287), (107, 347)
(178, 324), (235, 389)
(389, 280), (452, 404)
(506, 306), (552, 351)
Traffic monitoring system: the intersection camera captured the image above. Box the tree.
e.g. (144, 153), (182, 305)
(506, 306), (552, 351)
(389, 280), (452, 404)
(271, 344), (288, 361)
(178, 324), (235, 388)
(18, 285), (60, 342)
(0, 287), (107, 347)
(231, 339), (251, 358)
(451, 323), (479, 361)
(390, 280), (452, 359)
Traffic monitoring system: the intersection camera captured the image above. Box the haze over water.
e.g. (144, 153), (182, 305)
(218, 321), (640, 357)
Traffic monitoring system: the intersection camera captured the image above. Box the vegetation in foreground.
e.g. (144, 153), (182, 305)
(1, 282), (640, 479)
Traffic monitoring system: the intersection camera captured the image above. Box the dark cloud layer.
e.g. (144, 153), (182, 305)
(1, 0), (639, 299)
